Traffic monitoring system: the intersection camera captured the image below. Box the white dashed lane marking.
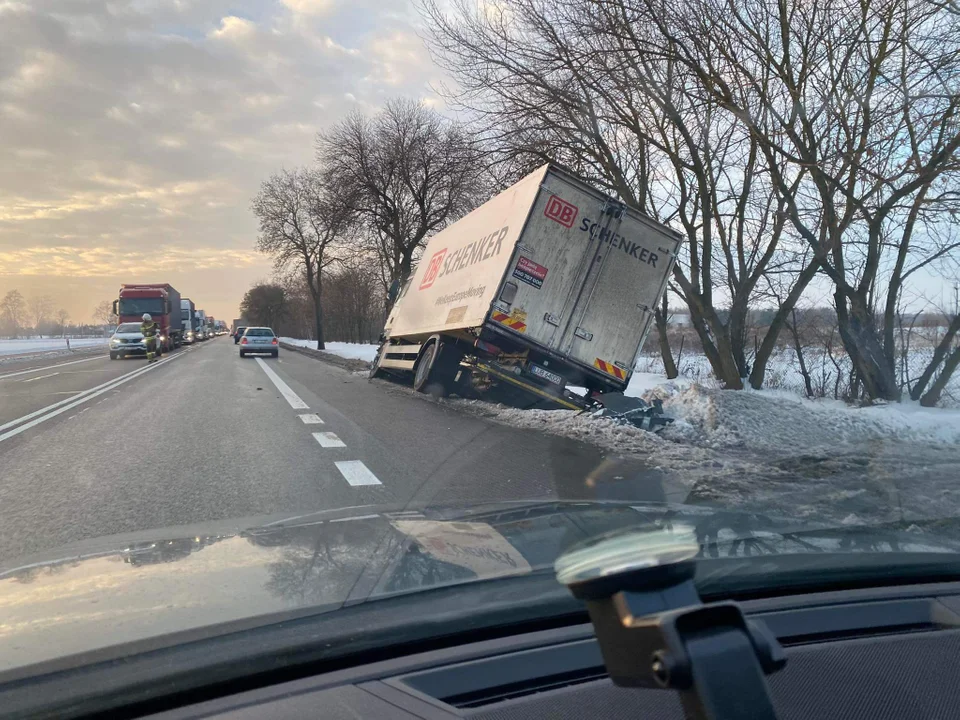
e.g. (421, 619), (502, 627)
(0, 355), (101, 381)
(21, 372), (59, 383)
(254, 357), (308, 409)
(335, 460), (382, 486)
(312, 431), (346, 448)
(299, 414), (324, 424)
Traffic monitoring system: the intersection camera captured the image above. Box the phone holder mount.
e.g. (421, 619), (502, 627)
(556, 527), (786, 720)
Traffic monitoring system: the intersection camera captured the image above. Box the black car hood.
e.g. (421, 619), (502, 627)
(2, 500), (959, 673)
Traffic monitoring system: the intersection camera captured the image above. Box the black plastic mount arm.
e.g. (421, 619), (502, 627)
(568, 566), (786, 720)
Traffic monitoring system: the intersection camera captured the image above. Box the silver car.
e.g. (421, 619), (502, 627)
(109, 322), (150, 360)
(239, 327), (279, 358)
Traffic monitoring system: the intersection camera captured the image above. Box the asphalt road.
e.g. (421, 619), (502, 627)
(0, 337), (677, 564)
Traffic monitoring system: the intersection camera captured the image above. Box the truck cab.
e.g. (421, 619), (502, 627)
(114, 284), (182, 352)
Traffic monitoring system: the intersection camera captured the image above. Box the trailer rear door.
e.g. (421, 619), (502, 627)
(497, 168), (679, 383)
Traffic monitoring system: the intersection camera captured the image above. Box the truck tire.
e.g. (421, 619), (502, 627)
(369, 344), (386, 379)
(413, 341), (462, 397)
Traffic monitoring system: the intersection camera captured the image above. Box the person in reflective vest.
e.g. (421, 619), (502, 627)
(141, 313), (160, 362)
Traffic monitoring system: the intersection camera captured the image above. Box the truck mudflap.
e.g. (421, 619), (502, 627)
(587, 392), (674, 432)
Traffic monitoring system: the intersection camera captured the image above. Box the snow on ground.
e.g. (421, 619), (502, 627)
(0, 337), (108, 357)
(449, 366), (960, 527)
(294, 335), (960, 525)
(280, 339), (378, 362)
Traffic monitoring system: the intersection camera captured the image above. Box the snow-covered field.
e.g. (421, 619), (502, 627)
(280, 339), (378, 362)
(0, 337), (108, 357)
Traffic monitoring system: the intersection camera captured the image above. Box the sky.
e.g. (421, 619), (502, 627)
(0, 0), (446, 324)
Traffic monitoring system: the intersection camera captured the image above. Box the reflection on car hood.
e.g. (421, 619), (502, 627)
(111, 332), (144, 340)
(2, 500), (959, 673)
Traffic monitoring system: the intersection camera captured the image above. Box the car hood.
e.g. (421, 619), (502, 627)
(111, 332), (144, 340)
(2, 500), (960, 673)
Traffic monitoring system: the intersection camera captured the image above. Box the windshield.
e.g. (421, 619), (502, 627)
(118, 298), (164, 316)
(1, 0), (960, 683)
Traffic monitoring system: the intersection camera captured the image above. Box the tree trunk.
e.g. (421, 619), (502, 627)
(313, 290), (325, 350)
(749, 258), (820, 389)
(919, 345), (960, 408)
(910, 313), (960, 401)
(653, 292), (678, 379)
(787, 311), (814, 398)
(835, 290), (900, 401)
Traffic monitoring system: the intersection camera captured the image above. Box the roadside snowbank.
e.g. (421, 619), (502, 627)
(660, 384), (960, 451)
(0, 338), (108, 357)
(280, 339), (378, 362)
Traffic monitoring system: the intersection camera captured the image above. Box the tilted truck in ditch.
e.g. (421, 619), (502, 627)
(370, 164), (681, 413)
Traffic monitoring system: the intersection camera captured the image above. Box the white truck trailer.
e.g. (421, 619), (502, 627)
(371, 164), (681, 410)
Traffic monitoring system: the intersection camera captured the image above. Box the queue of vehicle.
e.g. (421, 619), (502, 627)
(109, 283), (220, 360)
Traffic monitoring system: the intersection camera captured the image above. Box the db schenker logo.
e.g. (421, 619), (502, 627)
(544, 195), (578, 228)
(419, 248), (447, 290)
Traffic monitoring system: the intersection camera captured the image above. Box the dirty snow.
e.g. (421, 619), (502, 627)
(281, 339), (378, 362)
(446, 370), (960, 527)
(0, 337), (108, 357)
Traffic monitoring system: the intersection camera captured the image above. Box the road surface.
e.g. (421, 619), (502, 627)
(0, 337), (678, 564)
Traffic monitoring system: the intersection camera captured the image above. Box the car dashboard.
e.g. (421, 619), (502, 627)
(135, 581), (960, 720)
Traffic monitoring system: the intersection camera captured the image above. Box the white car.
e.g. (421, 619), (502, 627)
(109, 322), (160, 360)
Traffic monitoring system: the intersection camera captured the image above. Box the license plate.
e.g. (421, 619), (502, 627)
(529, 364), (563, 386)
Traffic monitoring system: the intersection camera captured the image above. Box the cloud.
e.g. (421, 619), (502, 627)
(0, 246), (262, 276)
(281, 0), (337, 16)
(209, 15), (256, 41)
(0, 0), (444, 319)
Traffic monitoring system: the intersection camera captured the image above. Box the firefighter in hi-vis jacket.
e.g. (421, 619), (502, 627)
(140, 313), (160, 362)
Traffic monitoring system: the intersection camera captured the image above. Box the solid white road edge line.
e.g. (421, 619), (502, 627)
(312, 432), (346, 448)
(254, 357), (309, 409)
(299, 414), (324, 424)
(335, 460), (382, 486)
(0, 352), (186, 443)
(21, 372), (59, 383)
(0, 355), (102, 381)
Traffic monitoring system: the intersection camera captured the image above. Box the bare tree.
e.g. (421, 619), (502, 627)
(647, 0), (960, 401)
(240, 283), (289, 332)
(54, 309), (70, 337)
(29, 295), (52, 337)
(252, 167), (345, 350)
(421, 0), (821, 389)
(316, 99), (486, 302)
(1, 289), (27, 338)
(92, 300), (117, 327)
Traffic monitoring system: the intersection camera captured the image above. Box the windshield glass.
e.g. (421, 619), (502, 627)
(1, 0), (959, 683)
(118, 298), (164, 316)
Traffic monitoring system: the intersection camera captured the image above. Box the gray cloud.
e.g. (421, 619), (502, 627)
(0, 0), (441, 320)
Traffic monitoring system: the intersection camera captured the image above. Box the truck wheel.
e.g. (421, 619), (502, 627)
(413, 342), (461, 396)
(369, 344), (386, 379)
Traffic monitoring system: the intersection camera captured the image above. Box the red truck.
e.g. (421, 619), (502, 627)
(112, 284), (183, 352)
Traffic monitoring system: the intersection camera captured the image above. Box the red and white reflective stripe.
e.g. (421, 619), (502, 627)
(594, 358), (626, 380)
(492, 311), (527, 333)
